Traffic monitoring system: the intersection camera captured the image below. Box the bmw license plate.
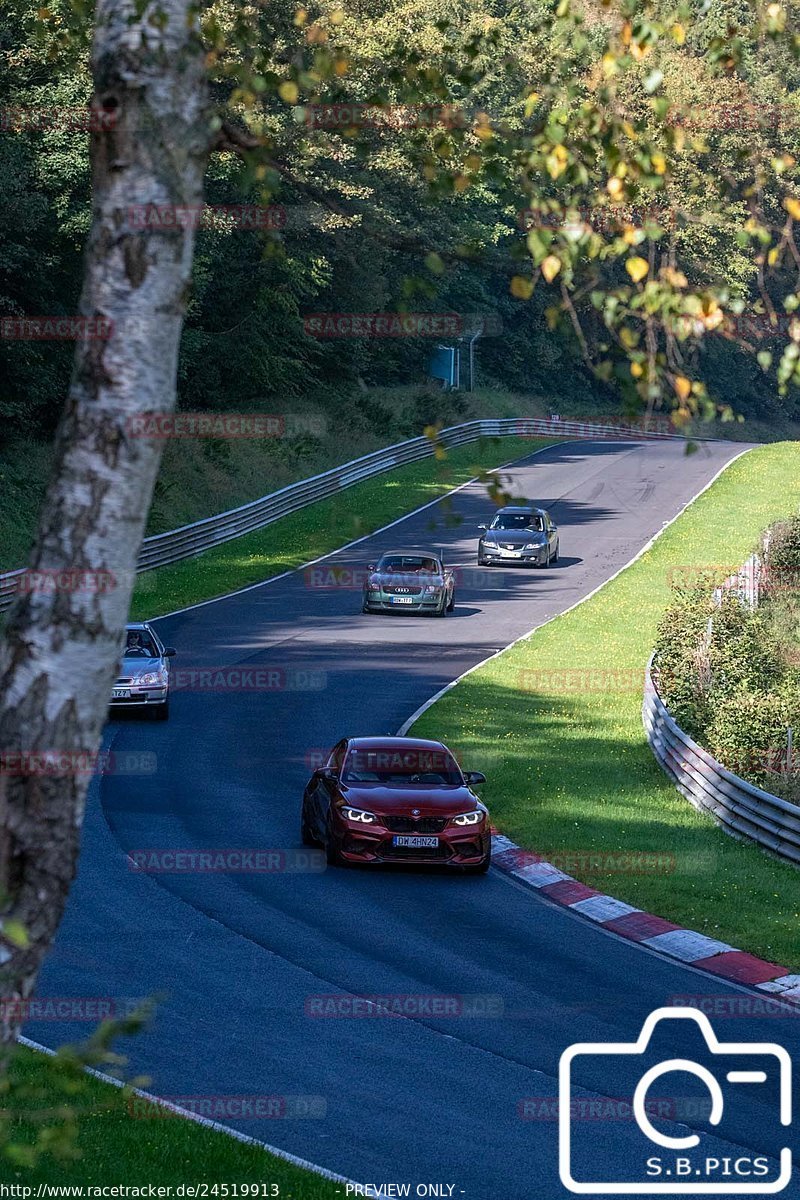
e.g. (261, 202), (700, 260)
(393, 835), (439, 848)
(112, 688), (130, 699)
(390, 596), (414, 604)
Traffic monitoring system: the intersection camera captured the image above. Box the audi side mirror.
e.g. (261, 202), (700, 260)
(317, 767), (338, 780)
(164, 647), (177, 657)
(465, 771), (486, 786)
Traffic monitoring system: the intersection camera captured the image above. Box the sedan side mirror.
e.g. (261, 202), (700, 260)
(464, 771), (486, 786)
(164, 647), (177, 657)
(317, 766), (338, 781)
(367, 563), (376, 571)
(478, 524), (487, 531)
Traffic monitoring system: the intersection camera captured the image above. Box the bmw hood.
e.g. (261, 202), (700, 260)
(340, 784), (480, 816)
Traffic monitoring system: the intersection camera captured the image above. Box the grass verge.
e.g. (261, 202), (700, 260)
(412, 441), (800, 973)
(0, 1044), (341, 1193)
(129, 436), (555, 620)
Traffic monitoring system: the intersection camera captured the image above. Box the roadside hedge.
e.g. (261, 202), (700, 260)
(654, 516), (800, 800)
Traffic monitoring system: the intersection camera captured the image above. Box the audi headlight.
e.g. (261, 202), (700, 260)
(342, 806), (377, 824)
(451, 810), (485, 826)
(422, 585), (440, 595)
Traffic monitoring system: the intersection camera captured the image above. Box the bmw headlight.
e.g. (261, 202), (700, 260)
(451, 810), (485, 826)
(342, 806), (377, 824)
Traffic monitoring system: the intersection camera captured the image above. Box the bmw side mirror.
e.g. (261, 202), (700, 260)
(465, 771), (486, 786)
(164, 647), (177, 657)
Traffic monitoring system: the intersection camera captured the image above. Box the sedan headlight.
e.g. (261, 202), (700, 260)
(523, 542), (544, 552)
(342, 806), (377, 824)
(138, 671), (166, 686)
(451, 810), (485, 826)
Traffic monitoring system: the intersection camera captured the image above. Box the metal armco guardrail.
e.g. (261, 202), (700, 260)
(643, 658), (800, 866)
(0, 415), (683, 615)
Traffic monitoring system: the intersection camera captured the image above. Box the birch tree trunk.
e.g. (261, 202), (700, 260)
(0, 0), (210, 1048)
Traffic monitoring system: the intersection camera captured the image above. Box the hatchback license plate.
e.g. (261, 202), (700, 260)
(393, 835), (439, 848)
(390, 596), (414, 604)
(112, 688), (130, 699)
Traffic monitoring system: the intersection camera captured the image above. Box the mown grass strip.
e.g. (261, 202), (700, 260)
(1, 1044), (341, 1192)
(412, 442), (800, 972)
(130, 436), (556, 620)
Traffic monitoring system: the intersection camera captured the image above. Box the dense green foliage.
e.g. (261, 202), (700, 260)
(654, 515), (800, 797)
(2, 0), (800, 450)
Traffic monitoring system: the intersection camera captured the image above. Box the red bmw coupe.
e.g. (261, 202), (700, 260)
(301, 736), (490, 873)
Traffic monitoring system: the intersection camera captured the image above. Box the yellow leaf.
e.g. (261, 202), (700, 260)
(630, 361), (643, 378)
(674, 375), (691, 400)
(453, 174), (470, 193)
(671, 22), (685, 44)
(784, 197), (800, 220)
(541, 255), (562, 283)
(294, 7), (308, 24)
(329, 8), (345, 23)
(524, 92), (539, 117)
(625, 256), (649, 283)
(510, 275), (535, 299)
(465, 153), (482, 171)
(278, 81), (299, 103)
(607, 177), (623, 197)
(333, 57), (349, 75)
(651, 152), (667, 175)
(602, 53), (619, 77)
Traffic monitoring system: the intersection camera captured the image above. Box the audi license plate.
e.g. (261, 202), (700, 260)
(390, 596), (414, 604)
(393, 835), (439, 848)
(112, 688), (130, 699)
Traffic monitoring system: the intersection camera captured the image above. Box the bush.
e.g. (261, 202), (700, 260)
(706, 690), (800, 799)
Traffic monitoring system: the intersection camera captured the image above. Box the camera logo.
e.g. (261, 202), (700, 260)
(559, 1007), (792, 1194)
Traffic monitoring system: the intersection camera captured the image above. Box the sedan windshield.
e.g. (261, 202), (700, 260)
(377, 555), (440, 574)
(490, 514), (543, 531)
(343, 747), (463, 785)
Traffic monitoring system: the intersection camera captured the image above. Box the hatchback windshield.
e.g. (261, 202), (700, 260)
(342, 747), (463, 785)
(125, 631), (158, 657)
(490, 513), (543, 531)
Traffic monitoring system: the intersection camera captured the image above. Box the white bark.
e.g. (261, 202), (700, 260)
(0, 0), (210, 1046)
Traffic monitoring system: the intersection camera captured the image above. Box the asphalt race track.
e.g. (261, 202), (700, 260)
(26, 438), (800, 1198)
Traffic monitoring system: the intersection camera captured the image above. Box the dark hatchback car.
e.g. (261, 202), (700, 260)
(478, 505), (559, 567)
(301, 736), (490, 872)
(361, 550), (455, 617)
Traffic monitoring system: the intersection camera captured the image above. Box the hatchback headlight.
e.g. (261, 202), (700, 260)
(138, 671), (166, 686)
(342, 806), (377, 824)
(451, 810), (485, 826)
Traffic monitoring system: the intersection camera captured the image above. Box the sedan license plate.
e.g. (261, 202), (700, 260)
(393, 835), (439, 848)
(390, 596), (414, 604)
(112, 688), (130, 699)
